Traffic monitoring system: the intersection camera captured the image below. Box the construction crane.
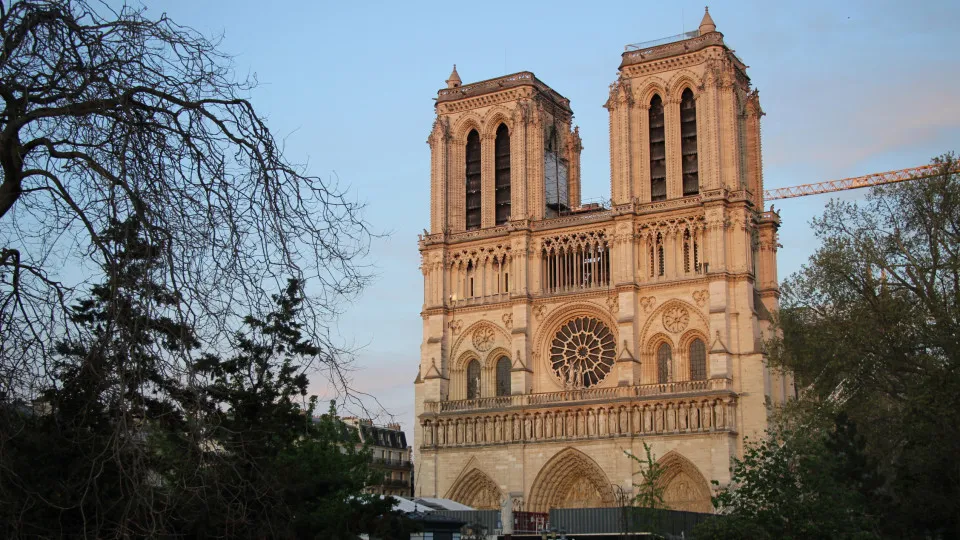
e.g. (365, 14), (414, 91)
(763, 163), (954, 202)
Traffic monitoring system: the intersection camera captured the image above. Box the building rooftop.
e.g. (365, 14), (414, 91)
(340, 417), (409, 449)
(625, 29), (701, 51)
(619, 7), (742, 69)
(436, 71), (571, 112)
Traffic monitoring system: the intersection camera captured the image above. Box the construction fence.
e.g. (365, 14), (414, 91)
(433, 506), (714, 537)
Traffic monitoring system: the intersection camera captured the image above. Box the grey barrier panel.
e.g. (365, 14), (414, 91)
(549, 507), (714, 536)
(431, 509), (499, 532)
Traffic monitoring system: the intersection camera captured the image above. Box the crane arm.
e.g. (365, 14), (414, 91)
(763, 163), (954, 201)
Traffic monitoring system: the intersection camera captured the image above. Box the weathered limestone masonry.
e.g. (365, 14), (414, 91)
(414, 9), (793, 514)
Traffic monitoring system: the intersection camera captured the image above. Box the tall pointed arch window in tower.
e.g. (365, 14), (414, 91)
(466, 359), (481, 399)
(649, 95), (667, 201)
(544, 126), (569, 217)
(494, 124), (511, 225)
(496, 356), (511, 396)
(657, 343), (671, 384)
(465, 130), (482, 230)
(680, 88), (699, 196)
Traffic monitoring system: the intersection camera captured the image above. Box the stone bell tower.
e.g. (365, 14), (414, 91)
(425, 67), (583, 236)
(608, 7), (764, 208)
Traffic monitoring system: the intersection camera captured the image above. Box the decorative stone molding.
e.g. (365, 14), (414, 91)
(692, 289), (709, 307)
(710, 330), (729, 354)
(502, 312), (513, 330)
(424, 378), (732, 413)
(420, 386), (737, 450)
(617, 340), (637, 363)
(640, 299), (708, 350)
(639, 296), (657, 312)
(449, 319), (463, 334)
(662, 305), (690, 333)
(533, 304), (548, 322)
(424, 359), (444, 380)
(606, 295), (619, 313)
(620, 31), (725, 68)
(473, 325), (496, 352)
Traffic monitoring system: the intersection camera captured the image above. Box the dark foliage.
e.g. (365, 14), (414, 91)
(759, 154), (960, 538)
(0, 219), (409, 538)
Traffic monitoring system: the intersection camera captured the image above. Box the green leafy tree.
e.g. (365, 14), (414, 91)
(694, 415), (879, 540)
(768, 154), (960, 537)
(623, 442), (667, 535)
(628, 442), (667, 510)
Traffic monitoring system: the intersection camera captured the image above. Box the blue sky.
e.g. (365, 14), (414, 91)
(156, 0), (960, 435)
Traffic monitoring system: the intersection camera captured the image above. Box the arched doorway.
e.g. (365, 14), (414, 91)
(446, 467), (503, 510)
(655, 451), (713, 512)
(527, 447), (616, 512)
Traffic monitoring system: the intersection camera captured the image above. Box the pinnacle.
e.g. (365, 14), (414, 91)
(446, 64), (462, 89)
(699, 6), (717, 34)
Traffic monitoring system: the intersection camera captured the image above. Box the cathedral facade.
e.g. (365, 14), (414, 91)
(414, 10), (793, 513)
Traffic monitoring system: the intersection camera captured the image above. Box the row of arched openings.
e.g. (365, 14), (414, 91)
(465, 124), (511, 230)
(648, 230), (701, 278)
(656, 338), (707, 384)
(466, 356), (511, 399)
(648, 89), (699, 201)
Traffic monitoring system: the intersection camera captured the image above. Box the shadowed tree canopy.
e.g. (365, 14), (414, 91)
(0, 218), (411, 536)
(766, 154), (960, 537)
(0, 0), (371, 397)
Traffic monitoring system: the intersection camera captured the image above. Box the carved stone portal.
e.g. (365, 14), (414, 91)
(562, 476), (604, 508)
(527, 447), (616, 512)
(655, 451), (712, 513)
(447, 467), (503, 511)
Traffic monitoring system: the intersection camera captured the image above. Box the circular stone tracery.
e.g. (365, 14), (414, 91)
(550, 316), (616, 388)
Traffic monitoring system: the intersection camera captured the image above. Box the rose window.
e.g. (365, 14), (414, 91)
(550, 316), (616, 388)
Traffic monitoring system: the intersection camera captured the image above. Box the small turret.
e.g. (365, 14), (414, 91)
(445, 65), (461, 88)
(699, 6), (716, 34)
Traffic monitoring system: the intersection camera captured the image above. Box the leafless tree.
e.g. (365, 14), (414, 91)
(0, 0), (371, 399)
(0, 0), (380, 536)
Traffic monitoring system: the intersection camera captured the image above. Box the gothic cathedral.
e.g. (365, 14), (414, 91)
(414, 10), (793, 513)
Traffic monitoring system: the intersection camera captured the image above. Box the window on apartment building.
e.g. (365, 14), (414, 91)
(689, 338), (707, 381)
(649, 94), (666, 201)
(495, 123), (511, 225)
(465, 129), (482, 230)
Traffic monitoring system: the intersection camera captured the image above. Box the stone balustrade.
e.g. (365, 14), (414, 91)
(420, 381), (736, 449)
(423, 378), (731, 414)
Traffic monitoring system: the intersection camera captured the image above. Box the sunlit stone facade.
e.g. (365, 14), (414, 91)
(414, 10), (793, 513)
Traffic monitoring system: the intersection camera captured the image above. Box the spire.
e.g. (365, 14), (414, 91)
(699, 6), (716, 34)
(446, 64), (461, 89)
